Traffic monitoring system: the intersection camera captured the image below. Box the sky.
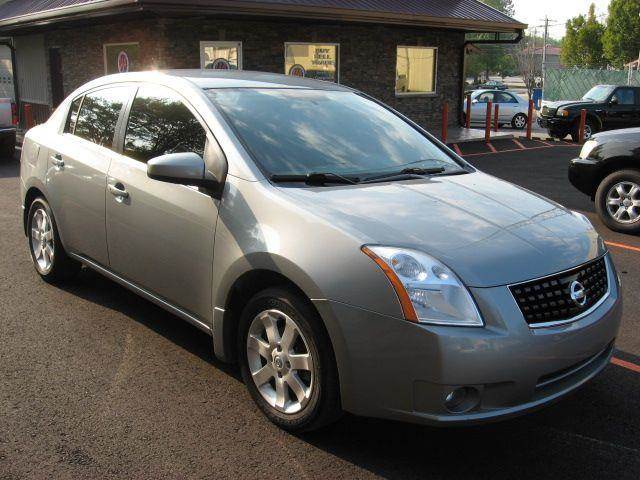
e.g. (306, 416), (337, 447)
(511, 0), (611, 39)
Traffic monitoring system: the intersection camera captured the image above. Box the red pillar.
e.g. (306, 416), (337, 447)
(441, 101), (449, 143)
(526, 99), (534, 140)
(485, 101), (492, 143)
(579, 109), (587, 144)
(24, 104), (34, 129)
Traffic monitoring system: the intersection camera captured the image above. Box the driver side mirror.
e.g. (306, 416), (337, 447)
(147, 152), (219, 190)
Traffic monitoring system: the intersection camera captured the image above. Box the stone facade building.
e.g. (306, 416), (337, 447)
(0, 0), (525, 131)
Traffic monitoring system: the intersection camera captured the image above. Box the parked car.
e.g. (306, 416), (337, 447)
(20, 70), (621, 432)
(468, 80), (508, 91)
(0, 97), (17, 158)
(462, 89), (529, 129)
(538, 85), (640, 142)
(569, 127), (640, 233)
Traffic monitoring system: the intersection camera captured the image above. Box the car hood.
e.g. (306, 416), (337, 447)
(278, 172), (605, 288)
(545, 99), (594, 110)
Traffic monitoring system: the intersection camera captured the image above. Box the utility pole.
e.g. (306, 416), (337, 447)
(542, 17), (549, 89)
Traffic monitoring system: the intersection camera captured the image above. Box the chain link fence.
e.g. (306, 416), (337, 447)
(544, 68), (640, 101)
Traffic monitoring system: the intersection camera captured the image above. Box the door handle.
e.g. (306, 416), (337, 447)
(51, 154), (64, 168)
(108, 183), (129, 200)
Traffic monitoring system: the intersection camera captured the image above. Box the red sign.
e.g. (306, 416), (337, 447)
(211, 58), (231, 70)
(289, 64), (306, 77)
(117, 51), (130, 73)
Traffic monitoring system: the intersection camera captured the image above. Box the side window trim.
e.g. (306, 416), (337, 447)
(64, 95), (85, 135)
(113, 86), (139, 154)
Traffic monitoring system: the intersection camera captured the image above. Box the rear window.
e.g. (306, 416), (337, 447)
(74, 87), (131, 149)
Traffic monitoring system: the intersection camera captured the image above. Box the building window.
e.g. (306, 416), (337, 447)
(284, 43), (339, 83)
(104, 43), (139, 75)
(200, 41), (242, 70)
(395, 46), (437, 95)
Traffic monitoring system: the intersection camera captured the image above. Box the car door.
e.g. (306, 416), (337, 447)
(471, 91), (495, 123)
(46, 86), (133, 266)
(105, 83), (220, 323)
(604, 87), (637, 130)
(494, 92), (519, 123)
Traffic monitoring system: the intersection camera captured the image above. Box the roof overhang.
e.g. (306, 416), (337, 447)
(0, 0), (527, 34)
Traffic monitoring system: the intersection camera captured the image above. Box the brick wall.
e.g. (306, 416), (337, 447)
(37, 16), (464, 129)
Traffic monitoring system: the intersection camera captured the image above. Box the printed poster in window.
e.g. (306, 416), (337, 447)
(105, 43), (140, 75)
(285, 44), (338, 82)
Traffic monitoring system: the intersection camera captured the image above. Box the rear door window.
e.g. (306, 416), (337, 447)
(496, 92), (517, 104)
(74, 87), (131, 149)
(123, 85), (207, 163)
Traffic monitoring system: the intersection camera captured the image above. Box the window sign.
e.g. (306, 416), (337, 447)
(395, 46), (437, 95)
(285, 43), (339, 83)
(104, 43), (140, 75)
(200, 41), (242, 70)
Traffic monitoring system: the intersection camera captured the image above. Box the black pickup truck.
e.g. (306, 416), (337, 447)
(538, 85), (640, 142)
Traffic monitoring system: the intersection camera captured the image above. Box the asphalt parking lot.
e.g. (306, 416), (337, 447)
(2, 144), (640, 479)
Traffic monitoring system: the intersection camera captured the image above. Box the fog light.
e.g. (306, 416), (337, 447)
(444, 387), (480, 413)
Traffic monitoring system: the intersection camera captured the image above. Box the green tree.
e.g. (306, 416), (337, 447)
(561, 4), (607, 68)
(481, 0), (515, 17)
(603, 0), (640, 68)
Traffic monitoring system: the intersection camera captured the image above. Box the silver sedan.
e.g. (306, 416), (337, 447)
(20, 70), (621, 432)
(463, 89), (530, 129)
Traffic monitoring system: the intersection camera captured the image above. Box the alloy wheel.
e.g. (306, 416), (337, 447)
(31, 208), (55, 273)
(513, 114), (526, 128)
(606, 181), (640, 224)
(246, 309), (314, 414)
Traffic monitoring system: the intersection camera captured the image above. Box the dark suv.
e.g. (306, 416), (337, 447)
(538, 85), (640, 142)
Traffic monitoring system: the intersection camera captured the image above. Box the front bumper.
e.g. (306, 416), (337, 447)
(314, 254), (622, 426)
(538, 117), (570, 135)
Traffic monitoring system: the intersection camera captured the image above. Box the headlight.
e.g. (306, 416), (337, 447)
(362, 246), (483, 327)
(557, 108), (569, 117)
(579, 139), (598, 159)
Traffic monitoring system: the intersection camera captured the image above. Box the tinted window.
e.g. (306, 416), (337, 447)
(208, 89), (463, 177)
(613, 88), (635, 106)
(124, 85), (207, 163)
(64, 96), (83, 133)
(74, 87), (130, 148)
(496, 92), (517, 103)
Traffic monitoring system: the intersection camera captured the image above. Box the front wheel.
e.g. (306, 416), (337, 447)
(238, 287), (341, 432)
(27, 197), (81, 282)
(595, 169), (640, 234)
(571, 119), (596, 142)
(511, 113), (527, 130)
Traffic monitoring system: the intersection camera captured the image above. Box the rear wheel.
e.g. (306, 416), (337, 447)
(27, 197), (81, 282)
(511, 113), (527, 130)
(238, 287), (341, 432)
(595, 169), (640, 234)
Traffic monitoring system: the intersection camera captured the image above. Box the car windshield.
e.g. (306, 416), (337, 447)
(207, 88), (465, 178)
(582, 85), (614, 102)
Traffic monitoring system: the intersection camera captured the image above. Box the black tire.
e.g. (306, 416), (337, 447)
(0, 134), (15, 159)
(511, 113), (527, 130)
(27, 197), (81, 282)
(595, 169), (640, 234)
(237, 287), (342, 432)
(571, 118), (596, 143)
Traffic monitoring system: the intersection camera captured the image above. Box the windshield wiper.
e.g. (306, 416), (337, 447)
(361, 166), (446, 184)
(270, 172), (359, 185)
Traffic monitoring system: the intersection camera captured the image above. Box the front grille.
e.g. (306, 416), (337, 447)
(510, 257), (609, 327)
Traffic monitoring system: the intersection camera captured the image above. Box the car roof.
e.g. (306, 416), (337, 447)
(83, 69), (352, 92)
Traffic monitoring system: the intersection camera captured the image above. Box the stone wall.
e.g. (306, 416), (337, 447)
(36, 15), (464, 129)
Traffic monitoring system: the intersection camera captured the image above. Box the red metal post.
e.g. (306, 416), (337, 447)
(485, 101), (492, 143)
(494, 104), (500, 132)
(526, 99), (534, 140)
(579, 109), (587, 144)
(441, 101), (449, 143)
(24, 103), (34, 130)
(465, 94), (472, 129)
